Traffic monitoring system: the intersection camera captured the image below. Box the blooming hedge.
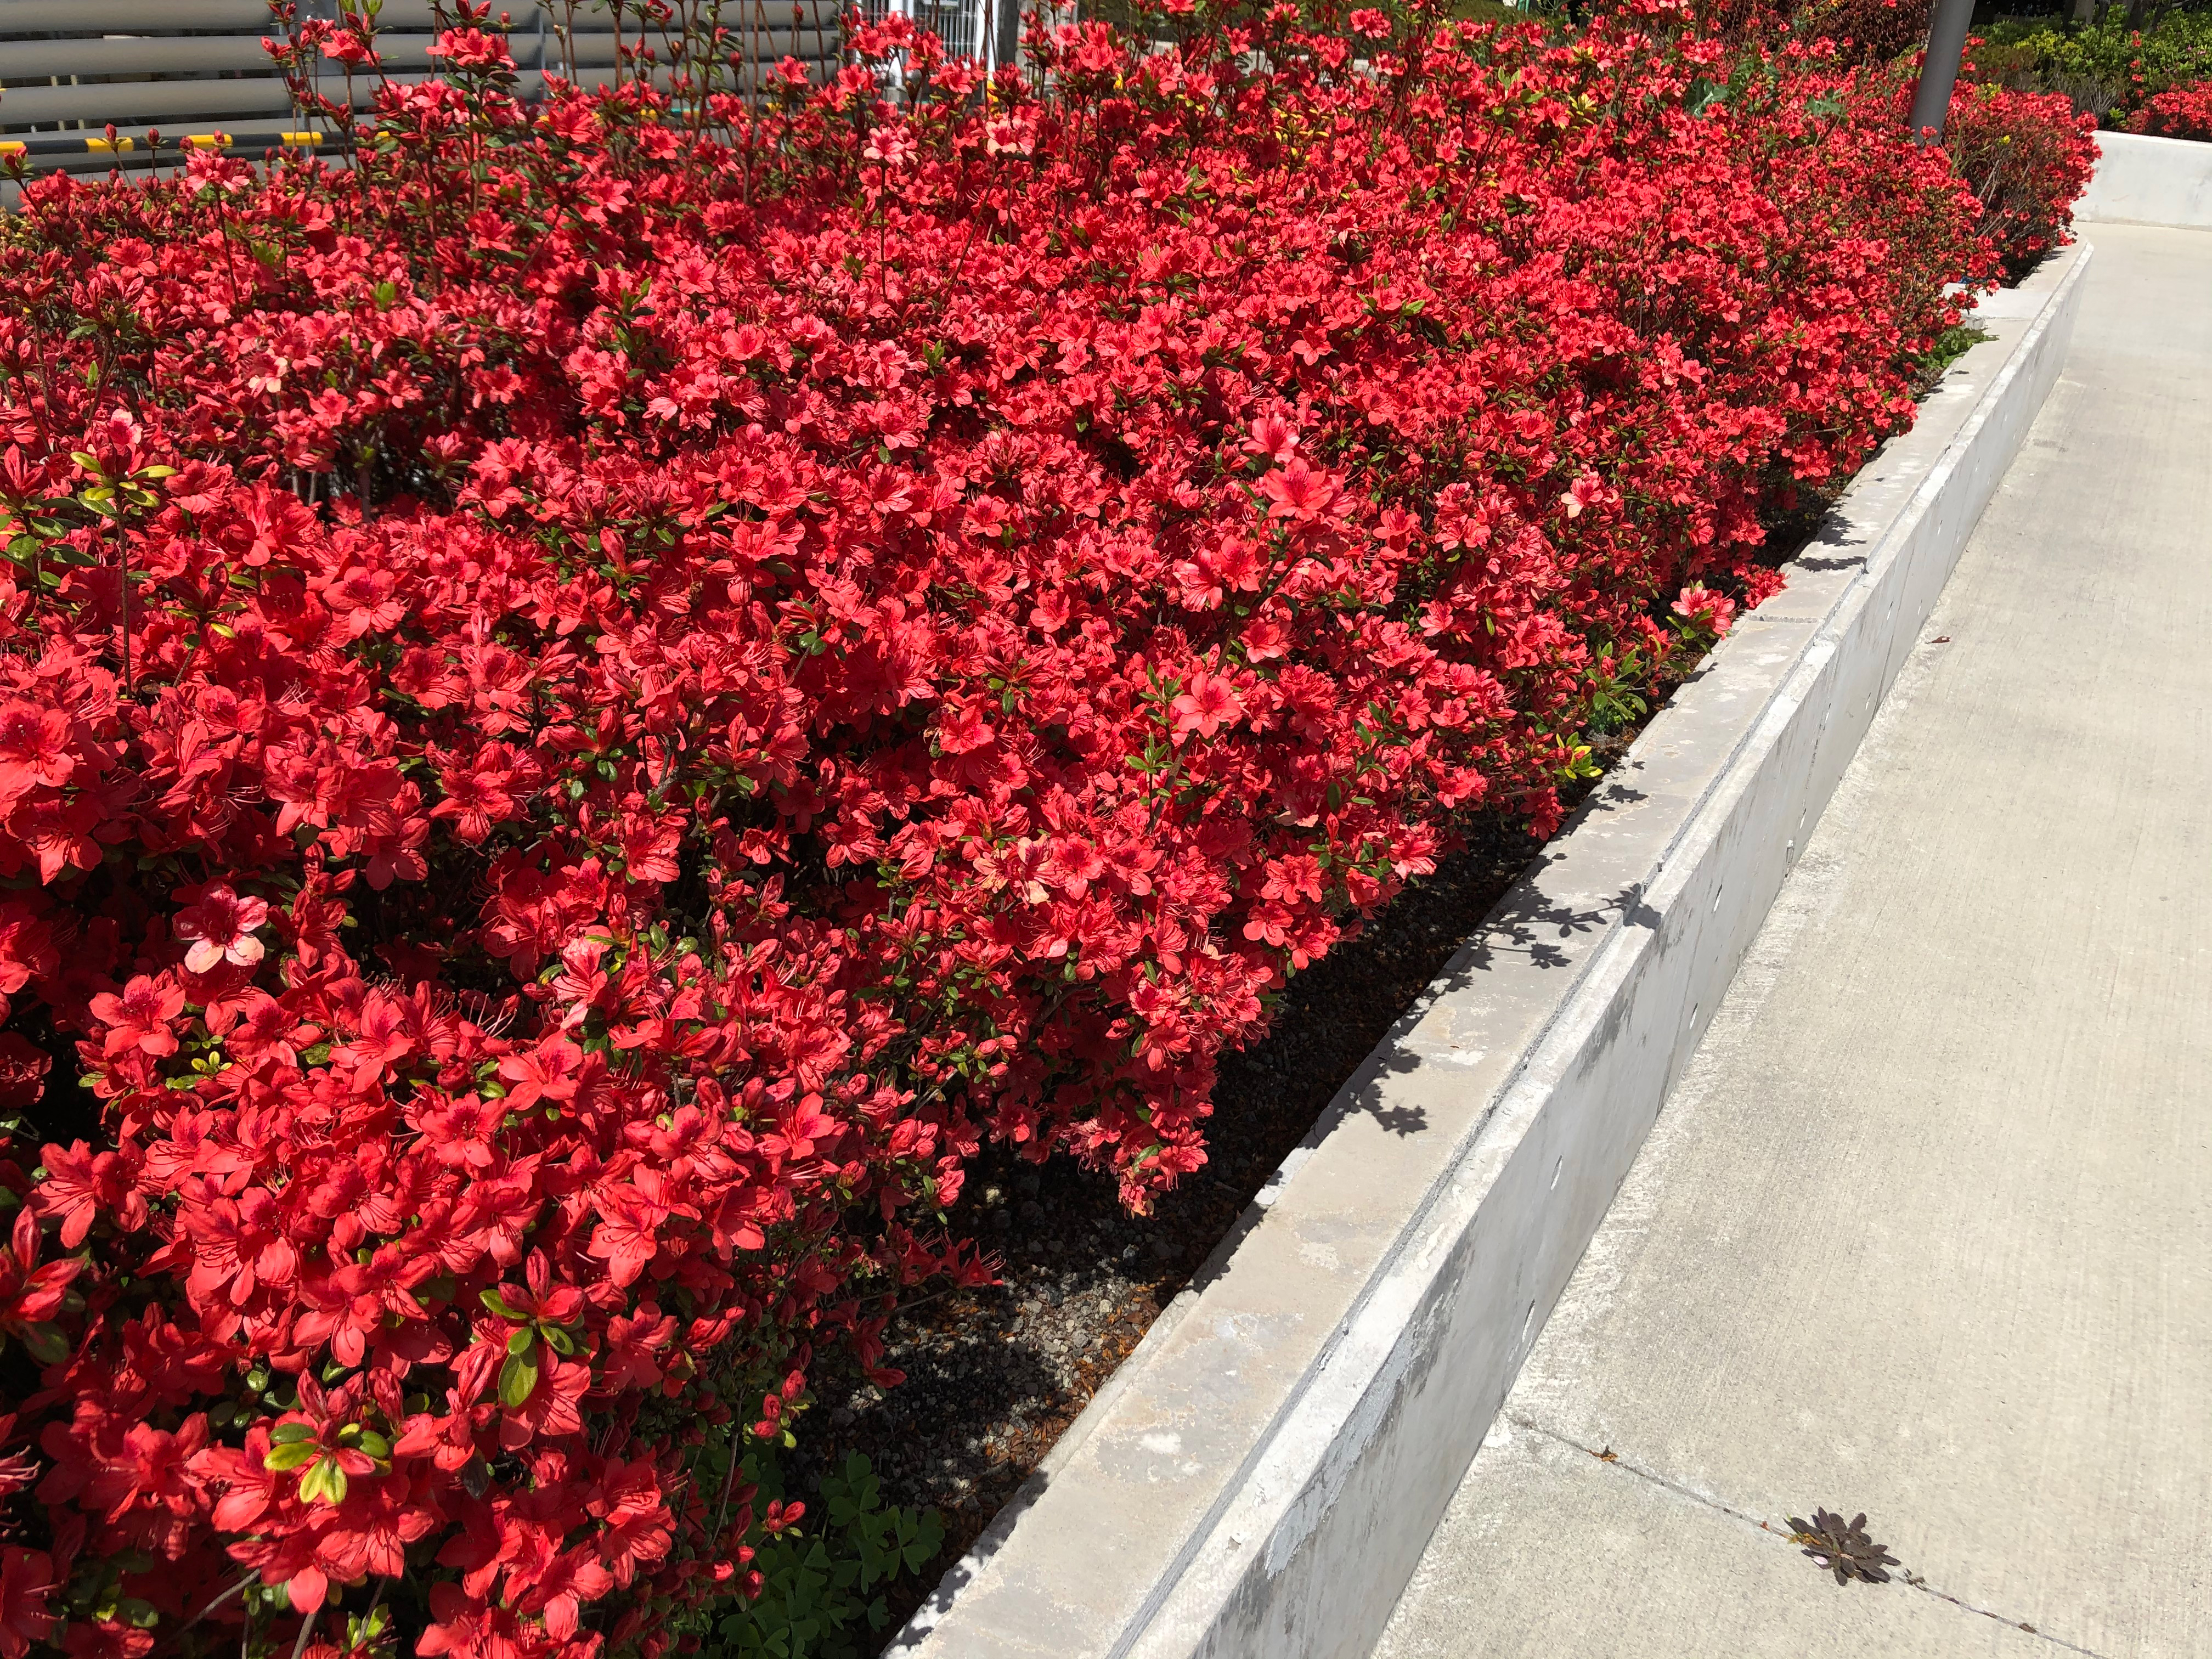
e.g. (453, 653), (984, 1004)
(1942, 81), (2100, 281)
(1718, 0), (1934, 63)
(1977, 10), (2212, 127)
(2128, 81), (2212, 139)
(0, 4), (2081, 1659)
(1687, 6), (2097, 276)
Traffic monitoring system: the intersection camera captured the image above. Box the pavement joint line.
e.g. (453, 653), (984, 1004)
(1500, 1414), (2111, 1658)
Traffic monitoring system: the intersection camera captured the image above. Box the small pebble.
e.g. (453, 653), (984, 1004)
(1150, 1239), (1176, 1261)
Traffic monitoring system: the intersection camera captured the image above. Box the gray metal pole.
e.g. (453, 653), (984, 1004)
(1908, 0), (1977, 143)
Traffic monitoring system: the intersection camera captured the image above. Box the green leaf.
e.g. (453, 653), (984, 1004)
(499, 1349), (540, 1409)
(479, 1288), (523, 1319)
(262, 1441), (319, 1472)
(298, 1455), (348, 1505)
(506, 1325), (537, 1358)
(904, 1515), (944, 1572)
(268, 1421), (318, 1444)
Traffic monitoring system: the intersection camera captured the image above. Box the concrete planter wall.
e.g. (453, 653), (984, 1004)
(2079, 130), (2212, 229)
(890, 241), (2092, 1659)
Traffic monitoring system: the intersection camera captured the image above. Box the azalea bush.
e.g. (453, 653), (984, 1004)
(2127, 79), (2212, 136)
(1707, 0), (1933, 62)
(0, 3), (2078, 1659)
(1678, 9), (2097, 275)
(1977, 9), (2212, 124)
(1942, 81), (2101, 279)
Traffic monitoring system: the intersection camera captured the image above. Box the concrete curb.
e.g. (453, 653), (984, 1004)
(2078, 129), (2212, 230)
(890, 242), (2093, 1659)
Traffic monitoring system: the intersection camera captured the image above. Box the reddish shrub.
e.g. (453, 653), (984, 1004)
(0, 5), (2072, 1659)
(1941, 82), (2101, 280)
(1695, 0), (1932, 63)
(2127, 81), (2212, 139)
(1793, 0), (1932, 60)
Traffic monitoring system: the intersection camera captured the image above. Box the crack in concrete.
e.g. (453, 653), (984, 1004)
(1504, 1414), (2109, 1657)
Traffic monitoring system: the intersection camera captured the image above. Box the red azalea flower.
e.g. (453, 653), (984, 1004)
(0, 1034), (49, 1110)
(0, 1547), (55, 1659)
(173, 885), (269, 976)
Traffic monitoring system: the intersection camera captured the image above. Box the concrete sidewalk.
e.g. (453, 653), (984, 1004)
(1372, 221), (2212, 1659)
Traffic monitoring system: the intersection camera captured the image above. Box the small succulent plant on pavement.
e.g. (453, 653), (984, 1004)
(1788, 1509), (1904, 1586)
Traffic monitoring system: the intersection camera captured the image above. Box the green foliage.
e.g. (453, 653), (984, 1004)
(1979, 10), (2212, 121)
(1582, 647), (1650, 735)
(1915, 322), (1994, 383)
(709, 1454), (947, 1659)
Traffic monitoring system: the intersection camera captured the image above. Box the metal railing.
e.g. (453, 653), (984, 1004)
(0, 0), (847, 181)
(860, 0), (1017, 71)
